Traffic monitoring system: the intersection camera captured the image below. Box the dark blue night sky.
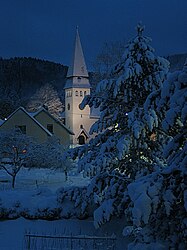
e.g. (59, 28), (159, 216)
(0, 0), (186, 68)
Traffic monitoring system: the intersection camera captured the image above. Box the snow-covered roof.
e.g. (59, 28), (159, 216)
(64, 27), (91, 89)
(90, 106), (100, 118)
(0, 107), (52, 136)
(0, 119), (4, 126)
(76, 128), (90, 139)
(67, 27), (89, 78)
(31, 107), (74, 135)
(60, 111), (65, 119)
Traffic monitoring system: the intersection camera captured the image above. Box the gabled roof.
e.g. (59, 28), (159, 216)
(76, 128), (90, 139)
(32, 107), (74, 135)
(0, 107), (52, 136)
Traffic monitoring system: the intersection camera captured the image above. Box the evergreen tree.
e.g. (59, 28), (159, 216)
(125, 60), (187, 249)
(70, 24), (169, 177)
(63, 26), (186, 249)
(65, 24), (169, 226)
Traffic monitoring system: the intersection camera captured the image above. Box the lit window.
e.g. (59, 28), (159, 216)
(47, 124), (53, 133)
(150, 132), (156, 141)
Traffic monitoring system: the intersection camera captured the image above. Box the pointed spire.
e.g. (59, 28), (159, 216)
(65, 27), (90, 89)
(67, 27), (89, 78)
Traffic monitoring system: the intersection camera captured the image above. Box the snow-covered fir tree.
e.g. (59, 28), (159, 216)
(69, 24), (169, 176)
(62, 26), (186, 249)
(125, 59), (187, 249)
(65, 24), (170, 227)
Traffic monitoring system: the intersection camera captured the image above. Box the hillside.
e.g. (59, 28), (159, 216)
(0, 53), (186, 119)
(0, 57), (68, 100)
(0, 57), (68, 118)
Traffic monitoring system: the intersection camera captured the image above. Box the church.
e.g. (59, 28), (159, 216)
(63, 28), (99, 145)
(0, 28), (99, 146)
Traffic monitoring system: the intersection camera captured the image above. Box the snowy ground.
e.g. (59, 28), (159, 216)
(0, 167), (90, 191)
(0, 217), (130, 250)
(0, 168), (130, 249)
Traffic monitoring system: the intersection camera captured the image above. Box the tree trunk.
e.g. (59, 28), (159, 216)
(65, 171), (68, 181)
(12, 175), (16, 189)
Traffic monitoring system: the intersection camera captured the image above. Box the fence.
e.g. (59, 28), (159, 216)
(24, 233), (116, 250)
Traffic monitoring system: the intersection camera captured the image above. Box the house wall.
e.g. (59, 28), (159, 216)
(35, 111), (73, 146)
(0, 109), (49, 142)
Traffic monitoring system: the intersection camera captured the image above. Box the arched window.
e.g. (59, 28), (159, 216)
(75, 91), (79, 96)
(80, 91), (83, 96)
(84, 91), (87, 96)
(67, 103), (70, 110)
(80, 124), (83, 129)
(78, 135), (85, 145)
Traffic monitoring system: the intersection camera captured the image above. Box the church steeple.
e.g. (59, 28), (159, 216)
(67, 26), (89, 78)
(64, 27), (93, 145)
(65, 27), (90, 89)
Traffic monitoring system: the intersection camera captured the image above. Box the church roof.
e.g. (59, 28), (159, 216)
(65, 27), (91, 89)
(67, 27), (89, 78)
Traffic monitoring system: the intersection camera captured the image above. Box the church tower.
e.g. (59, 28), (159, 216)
(64, 27), (92, 145)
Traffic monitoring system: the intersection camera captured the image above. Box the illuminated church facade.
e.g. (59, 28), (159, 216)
(63, 28), (99, 145)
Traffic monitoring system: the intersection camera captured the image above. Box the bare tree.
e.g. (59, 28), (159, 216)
(0, 129), (33, 188)
(91, 40), (126, 85)
(27, 82), (64, 120)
